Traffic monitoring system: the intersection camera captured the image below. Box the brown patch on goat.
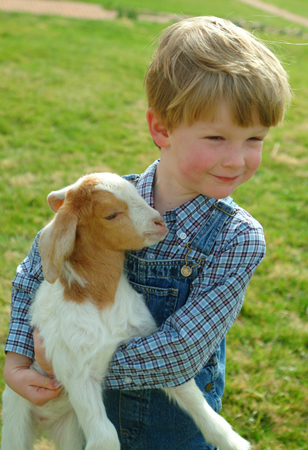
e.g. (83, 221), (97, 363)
(51, 178), (147, 309)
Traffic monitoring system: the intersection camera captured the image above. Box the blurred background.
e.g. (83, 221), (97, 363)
(0, 1), (307, 449)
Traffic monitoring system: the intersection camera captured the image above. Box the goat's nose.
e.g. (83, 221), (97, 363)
(154, 218), (168, 235)
(154, 217), (166, 227)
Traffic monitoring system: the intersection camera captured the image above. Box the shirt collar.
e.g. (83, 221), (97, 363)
(135, 159), (158, 209)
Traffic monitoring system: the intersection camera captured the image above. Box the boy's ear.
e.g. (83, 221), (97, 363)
(146, 108), (170, 148)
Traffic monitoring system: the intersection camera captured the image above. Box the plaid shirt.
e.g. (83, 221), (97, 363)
(5, 160), (266, 390)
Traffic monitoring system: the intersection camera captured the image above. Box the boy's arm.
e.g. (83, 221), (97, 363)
(104, 220), (266, 390)
(4, 352), (62, 406)
(5, 232), (43, 359)
(4, 232), (62, 405)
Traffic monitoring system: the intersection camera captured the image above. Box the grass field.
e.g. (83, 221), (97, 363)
(83, 0), (308, 27)
(256, 0), (308, 18)
(0, 1), (307, 449)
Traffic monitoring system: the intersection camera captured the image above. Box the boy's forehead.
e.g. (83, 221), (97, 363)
(172, 101), (269, 136)
(200, 99), (263, 128)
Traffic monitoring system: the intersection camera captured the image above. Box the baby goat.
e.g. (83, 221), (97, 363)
(1, 173), (250, 450)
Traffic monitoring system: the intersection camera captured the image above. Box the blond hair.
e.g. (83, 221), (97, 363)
(145, 16), (291, 132)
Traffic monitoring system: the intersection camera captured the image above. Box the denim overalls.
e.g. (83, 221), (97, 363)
(104, 198), (237, 450)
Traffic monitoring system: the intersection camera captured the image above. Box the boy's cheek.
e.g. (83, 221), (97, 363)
(179, 162), (204, 180)
(240, 168), (259, 186)
(248, 153), (263, 175)
(180, 154), (213, 176)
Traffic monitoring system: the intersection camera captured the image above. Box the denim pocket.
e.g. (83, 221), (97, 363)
(195, 342), (225, 413)
(129, 281), (179, 328)
(195, 361), (221, 412)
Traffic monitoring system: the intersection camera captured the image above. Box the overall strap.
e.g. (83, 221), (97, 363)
(190, 198), (237, 256)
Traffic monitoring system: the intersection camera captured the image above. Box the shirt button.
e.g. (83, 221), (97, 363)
(124, 377), (132, 384)
(147, 253), (155, 260)
(178, 232), (187, 240)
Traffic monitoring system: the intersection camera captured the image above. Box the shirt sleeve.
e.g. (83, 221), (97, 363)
(104, 221), (266, 390)
(4, 231), (44, 359)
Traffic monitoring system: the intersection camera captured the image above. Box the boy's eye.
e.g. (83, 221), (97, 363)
(105, 212), (119, 220)
(207, 136), (223, 140)
(248, 137), (263, 141)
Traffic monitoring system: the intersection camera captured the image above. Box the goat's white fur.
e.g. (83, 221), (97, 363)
(1, 173), (250, 450)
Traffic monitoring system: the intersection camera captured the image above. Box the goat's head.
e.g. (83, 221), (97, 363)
(39, 173), (168, 283)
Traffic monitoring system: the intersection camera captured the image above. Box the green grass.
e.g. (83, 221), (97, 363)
(85, 0), (254, 16)
(257, 0), (308, 18)
(0, 4), (307, 450)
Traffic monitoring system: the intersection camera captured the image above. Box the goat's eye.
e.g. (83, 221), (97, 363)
(105, 212), (119, 220)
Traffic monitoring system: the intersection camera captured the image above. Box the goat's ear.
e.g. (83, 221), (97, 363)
(39, 205), (78, 283)
(47, 185), (73, 213)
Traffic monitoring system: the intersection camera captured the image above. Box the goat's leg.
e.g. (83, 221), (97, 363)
(65, 377), (120, 450)
(1, 386), (36, 450)
(162, 380), (251, 450)
(50, 409), (85, 450)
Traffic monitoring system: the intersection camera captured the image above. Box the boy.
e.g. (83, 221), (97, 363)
(4, 16), (291, 449)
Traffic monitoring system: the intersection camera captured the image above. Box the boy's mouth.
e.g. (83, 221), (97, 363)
(212, 175), (240, 182)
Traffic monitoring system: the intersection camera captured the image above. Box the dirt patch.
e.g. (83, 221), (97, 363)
(0, 0), (181, 22)
(0, 0), (117, 20)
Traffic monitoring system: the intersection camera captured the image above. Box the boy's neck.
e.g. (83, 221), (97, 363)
(153, 161), (198, 216)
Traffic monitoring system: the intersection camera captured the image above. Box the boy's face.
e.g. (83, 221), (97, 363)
(159, 101), (269, 201)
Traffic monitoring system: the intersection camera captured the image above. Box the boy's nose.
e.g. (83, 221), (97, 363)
(222, 145), (245, 169)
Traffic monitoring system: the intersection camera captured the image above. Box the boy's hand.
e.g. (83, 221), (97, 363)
(3, 352), (62, 407)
